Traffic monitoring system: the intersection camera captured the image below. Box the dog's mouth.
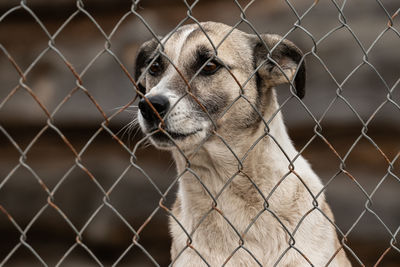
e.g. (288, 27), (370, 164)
(146, 127), (203, 145)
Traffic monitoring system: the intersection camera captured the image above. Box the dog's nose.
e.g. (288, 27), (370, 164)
(138, 95), (170, 122)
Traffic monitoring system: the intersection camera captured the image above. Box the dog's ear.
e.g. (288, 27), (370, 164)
(252, 34), (306, 99)
(134, 38), (160, 95)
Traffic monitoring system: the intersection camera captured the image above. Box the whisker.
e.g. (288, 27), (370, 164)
(111, 105), (138, 111)
(127, 122), (142, 146)
(116, 120), (135, 137)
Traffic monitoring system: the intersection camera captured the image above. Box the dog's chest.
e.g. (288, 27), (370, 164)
(169, 188), (291, 266)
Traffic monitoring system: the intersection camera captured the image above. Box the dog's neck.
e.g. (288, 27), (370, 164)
(171, 89), (301, 216)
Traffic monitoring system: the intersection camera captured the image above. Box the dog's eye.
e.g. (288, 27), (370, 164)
(149, 61), (162, 76)
(201, 61), (220, 75)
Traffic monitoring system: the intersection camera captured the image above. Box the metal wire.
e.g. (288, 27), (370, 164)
(0, 0), (399, 266)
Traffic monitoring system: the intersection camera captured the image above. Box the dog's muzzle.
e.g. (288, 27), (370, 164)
(138, 94), (204, 147)
(138, 95), (170, 126)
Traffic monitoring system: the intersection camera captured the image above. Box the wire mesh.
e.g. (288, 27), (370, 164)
(0, 0), (399, 266)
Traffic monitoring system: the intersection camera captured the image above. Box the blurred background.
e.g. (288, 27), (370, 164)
(0, 0), (399, 266)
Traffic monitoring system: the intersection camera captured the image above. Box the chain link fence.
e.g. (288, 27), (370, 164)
(0, 0), (399, 266)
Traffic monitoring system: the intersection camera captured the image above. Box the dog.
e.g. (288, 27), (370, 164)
(134, 22), (351, 266)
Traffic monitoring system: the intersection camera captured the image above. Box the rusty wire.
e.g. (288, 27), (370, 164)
(0, 0), (399, 266)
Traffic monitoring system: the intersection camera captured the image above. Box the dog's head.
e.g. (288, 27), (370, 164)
(134, 22), (305, 151)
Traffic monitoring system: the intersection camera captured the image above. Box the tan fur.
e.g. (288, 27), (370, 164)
(135, 22), (351, 266)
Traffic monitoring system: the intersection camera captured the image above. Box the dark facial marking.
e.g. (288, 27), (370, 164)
(134, 39), (160, 95)
(191, 45), (216, 75)
(186, 45), (231, 78)
(146, 54), (167, 77)
(197, 91), (228, 117)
